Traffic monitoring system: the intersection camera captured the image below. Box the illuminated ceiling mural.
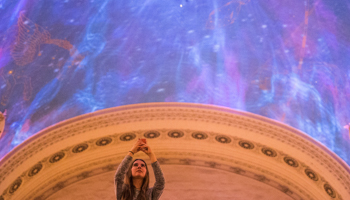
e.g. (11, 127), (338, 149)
(0, 0), (349, 166)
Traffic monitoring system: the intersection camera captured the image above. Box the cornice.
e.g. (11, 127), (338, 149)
(0, 129), (344, 200)
(0, 103), (348, 200)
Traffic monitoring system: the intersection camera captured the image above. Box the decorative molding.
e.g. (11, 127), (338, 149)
(95, 137), (112, 146)
(49, 152), (65, 164)
(215, 135), (231, 144)
(167, 130), (184, 138)
(0, 103), (349, 200)
(1, 106), (348, 188)
(120, 133), (136, 141)
(261, 147), (277, 157)
(191, 132), (208, 140)
(239, 140), (254, 149)
(283, 157), (299, 168)
(72, 143), (89, 153)
(28, 163), (43, 177)
(30, 156), (307, 200)
(0, 129), (345, 200)
(144, 131), (160, 139)
(305, 168), (319, 182)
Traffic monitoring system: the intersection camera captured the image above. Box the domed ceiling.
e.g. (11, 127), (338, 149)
(0, 103), (349, 200)
(0, 0), (349, 176)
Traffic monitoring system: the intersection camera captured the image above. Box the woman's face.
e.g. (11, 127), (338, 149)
(131, 160), (147, 178)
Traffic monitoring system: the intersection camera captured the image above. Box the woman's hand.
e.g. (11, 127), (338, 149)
(129, 138), (157, 162)
(139, 139), (157, 163)
(140, 143), (152, 156)
(130, 138), (146, 154)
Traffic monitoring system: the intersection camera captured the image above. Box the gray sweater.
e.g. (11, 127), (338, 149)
(115, 155), (165, 200)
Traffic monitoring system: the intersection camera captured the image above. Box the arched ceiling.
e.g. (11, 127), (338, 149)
(0, 0), (350, 168)
(0, 103), (349, 200)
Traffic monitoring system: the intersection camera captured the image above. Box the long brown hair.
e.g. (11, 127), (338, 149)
(121, 159), (150, 200)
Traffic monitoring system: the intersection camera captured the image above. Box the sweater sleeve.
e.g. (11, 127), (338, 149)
(115, 155), (133, 200)
(150, 161), (165, 200)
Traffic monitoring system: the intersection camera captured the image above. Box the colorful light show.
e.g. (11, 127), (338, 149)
(0, 0), (349, 166)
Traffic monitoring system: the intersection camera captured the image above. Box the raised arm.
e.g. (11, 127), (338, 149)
(140, 143), (165, 200)
(150, 160), (165, 199)
(115, 154), (133, 199)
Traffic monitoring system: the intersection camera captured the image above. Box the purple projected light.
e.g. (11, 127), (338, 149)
(0, 0), (349, 164)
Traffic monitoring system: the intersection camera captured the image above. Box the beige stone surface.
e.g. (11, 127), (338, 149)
(2, 103), (348, 200)
(47, 165), (293, 200)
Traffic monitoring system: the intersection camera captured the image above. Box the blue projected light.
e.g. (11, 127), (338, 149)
(0, 0), (349, 164)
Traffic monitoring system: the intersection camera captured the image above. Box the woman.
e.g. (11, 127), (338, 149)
(115, 138), (165, 200)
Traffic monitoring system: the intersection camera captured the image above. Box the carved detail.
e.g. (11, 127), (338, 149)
(324, 183), (336, 198)
(120, 133), (136, 141)
(168, 130), (184, 138)
(49, 152), (65, 163)
(9, 178), (22, 194)
(28, 163), (43, 177)
(1, 108), (348, 192)
(144, 131), (160, 139)
(96, 138), (112, 146)
(191, 132), (208, 140)
(305, 168), (318, 181)
(284, 157), (299, 168)
(239, 140), (254, 149)
(262, 147), (277, 157)
(72, 143), (88, 153)
(215, 135), (231, 144)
